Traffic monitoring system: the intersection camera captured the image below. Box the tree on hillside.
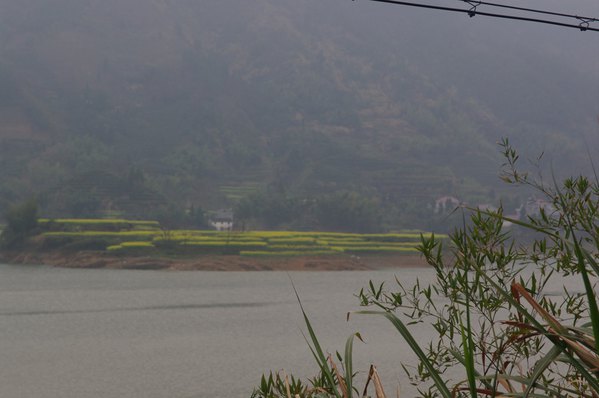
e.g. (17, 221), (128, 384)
(1, 199), (39, 249)
(314, 192), (383, 233)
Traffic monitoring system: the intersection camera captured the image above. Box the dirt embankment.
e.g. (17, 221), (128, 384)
(0, 251), (428, 271)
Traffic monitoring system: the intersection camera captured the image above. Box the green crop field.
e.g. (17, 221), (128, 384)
(37, 218), (444, 256)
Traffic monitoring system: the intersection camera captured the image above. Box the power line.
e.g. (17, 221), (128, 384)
(452, 0), (599, 23)
(359, 0), (599, 32)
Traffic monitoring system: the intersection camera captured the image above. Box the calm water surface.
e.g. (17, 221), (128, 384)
(0, 264), (437, 398)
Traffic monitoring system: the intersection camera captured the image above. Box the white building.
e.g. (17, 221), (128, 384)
(209, 209), (234, 231)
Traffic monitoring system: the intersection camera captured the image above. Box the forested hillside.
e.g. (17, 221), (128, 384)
(0, 0), (597, 230)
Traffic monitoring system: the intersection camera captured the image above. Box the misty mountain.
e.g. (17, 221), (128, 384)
(0, 0), (597, 226)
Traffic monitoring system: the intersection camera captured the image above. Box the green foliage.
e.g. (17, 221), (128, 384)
(38, 218), (160, 231)
(235, 190), (386, 233)
(251, 371), (311, 398)
(43, 231), (159, 240)
(235, 190), (307, 230)
(149, 204), (211, 230)
(314, 192), (383, 233)
(62, 189), (102, 217)
(255, 143), (599, 397)
(220, 182), (262, 202)
(1, 199), (39, 248)
(355, 142), (599, 397)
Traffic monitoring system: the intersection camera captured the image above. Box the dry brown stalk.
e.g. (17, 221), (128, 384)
(328, 355), (349, 398)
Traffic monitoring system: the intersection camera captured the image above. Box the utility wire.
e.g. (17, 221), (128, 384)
(452, 0), (599, 23)
(359, 0), (599, 32)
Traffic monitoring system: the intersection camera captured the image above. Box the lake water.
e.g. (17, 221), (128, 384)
(0, 264), (436, 398)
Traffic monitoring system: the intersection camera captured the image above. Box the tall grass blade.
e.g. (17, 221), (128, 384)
(459, 321), (477, 398)
(356, 310), (452, 398)
(344, 332), (362, 398)
(290, 278), (342, 398)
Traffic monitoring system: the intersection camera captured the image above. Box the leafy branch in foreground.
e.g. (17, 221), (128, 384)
(358, 139), (599, 397)
(253, 140), (599, 397)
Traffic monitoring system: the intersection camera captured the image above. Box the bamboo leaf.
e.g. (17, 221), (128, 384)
(523, 345), (562, 397)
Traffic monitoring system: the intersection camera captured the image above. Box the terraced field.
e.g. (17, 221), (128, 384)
(39, 219), (443, 257)
(219, 182), (262, 202)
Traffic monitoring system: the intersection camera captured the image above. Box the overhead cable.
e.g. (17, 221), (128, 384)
(452, 0), (599, 23)
(359, 0), (599, 32)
